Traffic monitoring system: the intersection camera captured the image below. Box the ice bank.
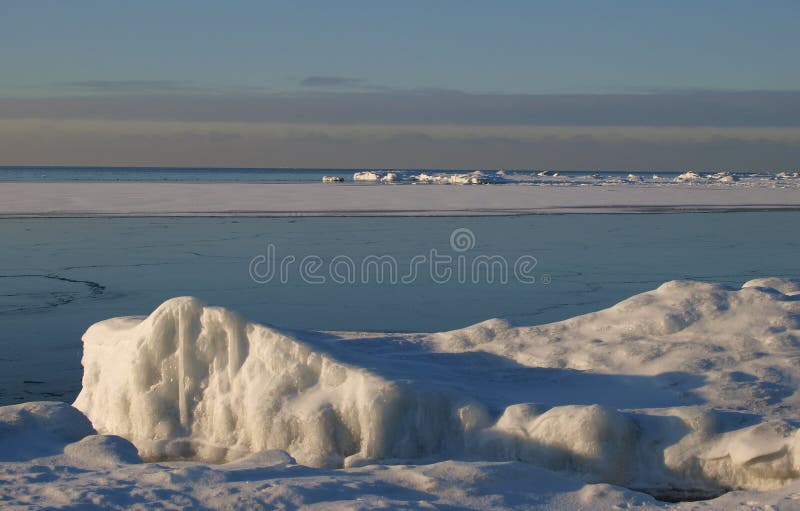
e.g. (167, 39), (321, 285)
(70, 279), (800, 498)
(73, 298), (465, 468)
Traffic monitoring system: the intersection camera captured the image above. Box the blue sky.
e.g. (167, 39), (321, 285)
(1, 1), (799, 169)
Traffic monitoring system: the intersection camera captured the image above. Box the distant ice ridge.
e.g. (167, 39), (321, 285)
(412, 170), (507, 184)
(353, 170), (397, 182)
(347, 169), (800, 188)
(69, 278), (800, 498)
(675, 171), (739, 183)
(353, 170), (405, 183)
(353, 170), (506, 184)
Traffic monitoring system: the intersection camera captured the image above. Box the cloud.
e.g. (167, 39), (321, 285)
(60, 80), (195, 94)
(2, 89), (800, 127)
(300, 76), (366, 88)
(1, 119), (799, 170)
(3, 86), (799, 168)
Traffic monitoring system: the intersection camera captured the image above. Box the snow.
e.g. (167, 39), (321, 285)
(352, 171), (403, 182)
(709, 172), (738, 182)
(352, 170), (382, 181)
(312, 168), (800, 188)
(3, 278), (800, 509)
(353, 170), (500, 184)
(676, 171), (702, 181)
(63, 434), (142, 466)
(412, 171), (500, 184)
(476, 403), (638, 485)
(676, 171), (743, 184)
(0, 402), (95, 461)
(2, 181), (800, 217)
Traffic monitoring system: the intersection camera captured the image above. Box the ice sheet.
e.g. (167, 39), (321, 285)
(1, 181), (800, 217)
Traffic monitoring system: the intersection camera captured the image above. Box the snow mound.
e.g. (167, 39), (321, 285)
(742, 277), (800, 295)
(671, 171), (740, 184)
(71, 279), (800, 497)
(476, 404), (638, 485)
(413, 171), (501, 185)
(710, 171), (738, 182)
(223, 448), (296, 468)
(0, 401), (95, 461)
(351, 170), (506, 185)
(64, 434), (141, 466)
(352, 170), (382, 181)
(0, 401), (93, 441)
(433, 279), (800, 372)
(352, 170), (404, 182)
(675, 171), (702, 181)
(699, 420), (800, 489)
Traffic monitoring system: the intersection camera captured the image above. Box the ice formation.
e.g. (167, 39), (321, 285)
(74, 298), (469, 468)
(352, 170), (500, 184)
(68, 279), (800, 500)
(352, 171), (384, 181)
(412, 171), (499, 184)
(321, 175), (344, 183)
(675, 171), (702, 181)
(344, 169), (800, 188)
(3, 279), (800, 508)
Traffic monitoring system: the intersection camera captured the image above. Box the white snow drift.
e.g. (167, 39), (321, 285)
(3, 278), (800, 508)
(70, 279), (800, 496)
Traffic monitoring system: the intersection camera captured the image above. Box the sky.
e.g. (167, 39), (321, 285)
(1, 0), (799, 170)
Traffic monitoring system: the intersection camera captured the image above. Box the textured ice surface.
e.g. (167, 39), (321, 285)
(4, 278), (800, 509)
(71, 280), (800, 491)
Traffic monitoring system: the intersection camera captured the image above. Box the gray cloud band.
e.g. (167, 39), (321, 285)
(1, 89), (799, 127)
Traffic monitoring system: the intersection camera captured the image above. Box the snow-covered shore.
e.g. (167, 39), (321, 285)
(2, 278), (800, 509)
(1, 182), (800, 217)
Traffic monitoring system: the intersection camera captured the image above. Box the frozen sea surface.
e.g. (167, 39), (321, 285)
(3, 180), (800, 217)
(1, 212), (799, 405)
(1, 166), (798, 188)
(0, 166), (677, 184)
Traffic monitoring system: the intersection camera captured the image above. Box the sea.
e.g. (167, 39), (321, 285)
(0, 166), (659, 183)
(1, 167), (798, 404)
